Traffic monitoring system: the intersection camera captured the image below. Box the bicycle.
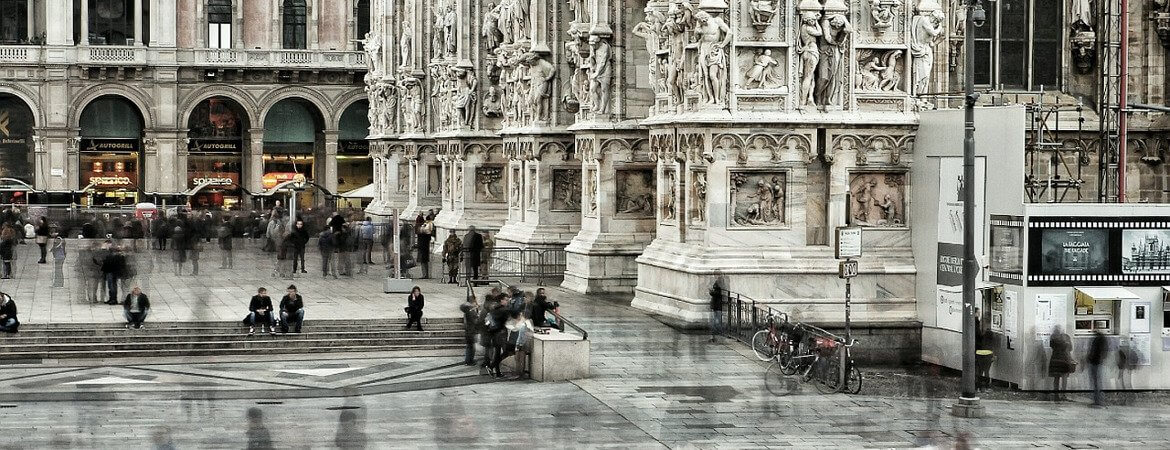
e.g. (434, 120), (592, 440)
(764, 330), (831, 396)
(751, 311), (792, 362)
(815, 338), (862, 395)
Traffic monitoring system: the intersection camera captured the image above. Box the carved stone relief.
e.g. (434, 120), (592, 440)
(426, 164), (442, 197)
(855, 49), (904, 92)
(661, 168), (678, 222)
(694, 8), (733, 105)
(633, 9), (668, 94)
(815, 0), (852, 109)
(527, 167), (538, 210)
(509, 166), (522, 207)
(398, 163), (410, 192)
(749, 0), (782, 33)
(551, 168), (583, 211)
(584, 167), (599, 216)
(454, 164), (465, 202)
(691, 170), (708, 225)
(475, 165), (506, 203)
(869, 0), (901, 33)
(730, 171), (787, 227)
(848, 172), (906, 227)
(615, 169), (656, 217)
(742, 49), (784, 90)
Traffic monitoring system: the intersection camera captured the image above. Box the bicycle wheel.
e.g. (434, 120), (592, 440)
(780, 356), (800, 376)
(845, 364), (862, 395)
(815, 357), (842, 394)
(764, 361), (797, 396)
(751, 330), (776, 361)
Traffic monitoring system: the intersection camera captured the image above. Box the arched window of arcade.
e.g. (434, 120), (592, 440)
(0, 94), (35, 205)
(337, 100), (371, 204)
(78, 95), (144, 206)
(187, 96), (247, 209)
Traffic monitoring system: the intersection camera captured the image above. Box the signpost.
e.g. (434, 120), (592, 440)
(835, 227), (862, 345)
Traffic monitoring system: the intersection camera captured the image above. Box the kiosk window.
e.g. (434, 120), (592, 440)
(1073, 289), (1123, 335)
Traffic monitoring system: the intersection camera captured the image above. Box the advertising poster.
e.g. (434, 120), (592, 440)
(1122, 230), (1170, 274)
(1003, 290), (1019, 346)
(1131, 301), (1152, 334)
(1038, 229), (1110, 275)
(1035, 293), (1067, 344)
(936, 287), (963, 332)
(1126, 334), (1152, 366)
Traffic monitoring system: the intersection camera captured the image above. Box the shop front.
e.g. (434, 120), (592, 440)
(80, 139), (141, 206)
(187, 97), (247, 209)
(263, 98), (323, 209)
(336, 100), (372, 200)
(0, 94), (36, 202)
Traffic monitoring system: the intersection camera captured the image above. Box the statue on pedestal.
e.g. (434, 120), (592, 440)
(588, 35), (613, 114)
(796, 7), (823, 108)
(523, 52), (557, 123)
(910, 0), (946, 94)
(816, 0), (853, 109)
(692, 8), (732, 105)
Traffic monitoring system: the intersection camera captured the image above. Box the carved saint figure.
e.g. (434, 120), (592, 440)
(910, 3), (946, 94)
(379, 82), (397, 131)
(816, 12), (853, 108)
(692, 9), (733, 105)
(693, 173), (707, 223)
(444, 3), (458, 58)
(854, 180), (876, 223)
(453, 67), (478, 126)
(662, 171), (676, 220)
(483, 3), (503, 50)
(588, 34), (613, 114)
(482, 83), (504, 117)
(523, 52), (557, 123)
(664, 1), (692, 105)
(363, 32), (382, 75)
(400, 23), (413, 68)
(745, 49), (779, 89)
(878, 193), (897, 224)
(431, 0), (445, 58)
(586, 171), (599, 214)
(798, 12), (823, 107)
(508, 0), (530, 43)
(633, 10), (666, 94)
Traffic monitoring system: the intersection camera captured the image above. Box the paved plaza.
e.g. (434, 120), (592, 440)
(0, 251), (1166, 448)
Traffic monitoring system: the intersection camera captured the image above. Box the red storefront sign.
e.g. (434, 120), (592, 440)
(262, 172), (306, 189)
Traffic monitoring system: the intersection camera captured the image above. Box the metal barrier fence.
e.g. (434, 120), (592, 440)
(455, 247), (566, 286)
(716, 288), (843, 346)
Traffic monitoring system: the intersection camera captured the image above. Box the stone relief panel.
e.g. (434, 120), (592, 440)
(551, 168), (582, 212)
(738, 48), (788, 91)
(661, 168), (678, 223)
(398, 163), (410, 192)
(855, 0), (905, 44)
(690, 170), (708, 225)
(848, 171), (907, 227)
(742, 0), (788, 42)
(729, 170), (787, 227)
(509, 166), (523, 207)
(475, 165), (506, 203)
(426, 164), (442, 197)
(855, 49), (905, 92)
(615, 169), (656, 218)
(454, 164), (465, 202)
(527, 167), (538, 211)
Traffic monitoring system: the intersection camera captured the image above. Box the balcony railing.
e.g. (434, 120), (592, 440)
(0, 45), (366, 70)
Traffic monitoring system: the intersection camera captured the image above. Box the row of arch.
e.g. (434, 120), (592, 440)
(0, 83), (368, 132)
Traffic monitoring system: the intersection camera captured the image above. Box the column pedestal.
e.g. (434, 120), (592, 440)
(431, 136), (508, 250)
(494, 132), (580, 252)
(400, 140), (440, 220)
(562, 130), (655, 293)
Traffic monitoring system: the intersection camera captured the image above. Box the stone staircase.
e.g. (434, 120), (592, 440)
(0, 318), (466, 360)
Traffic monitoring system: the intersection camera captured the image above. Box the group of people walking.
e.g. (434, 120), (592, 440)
(458, 286), (561, 378)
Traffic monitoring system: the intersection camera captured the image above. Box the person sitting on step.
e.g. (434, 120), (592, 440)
(279, 284), (305, 334)
(0, 291), (19, 333)
(122, 286), (151, 329)
(247, 287), (277, 336)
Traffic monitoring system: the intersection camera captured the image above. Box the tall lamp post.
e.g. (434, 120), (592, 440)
(951, 0), (987, 418)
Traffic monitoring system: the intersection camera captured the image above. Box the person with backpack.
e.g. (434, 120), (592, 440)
(486, 297), (512, 377)
(479, 296), (503, 375)
(34, 217), (49, 264)
(460, 295), (481, 365)
(442, 233), (462, 284)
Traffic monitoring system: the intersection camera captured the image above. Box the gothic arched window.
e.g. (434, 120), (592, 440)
(282, 0), (307, 49)
(207, 0), (232, 48)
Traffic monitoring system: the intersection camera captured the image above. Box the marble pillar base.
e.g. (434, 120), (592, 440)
(561, 230), (655, 294)
(493, 221), (580, 249)
(432, 208), (508, 254)
(631, 240), (917, 326)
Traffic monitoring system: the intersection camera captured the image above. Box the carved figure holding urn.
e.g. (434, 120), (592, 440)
(797, 9), (823, 108)
(910, 0), (946, 94)
(749, 0), (780, 33)
(483, 2), (503, 51)
(633, 10), (667, 94)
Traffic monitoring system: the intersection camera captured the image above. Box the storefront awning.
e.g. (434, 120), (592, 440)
(1074, 287), (1141, 300)
(340, 183), (377, 199)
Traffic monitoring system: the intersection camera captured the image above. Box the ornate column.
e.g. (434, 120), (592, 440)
(142, 129), (185, 193)
(80, 0), (89, 45)
(45, 0), (73, 45)
(36, 127), (75, 191)
(247, 128), (265, 194)
(628, 0), (926, 346)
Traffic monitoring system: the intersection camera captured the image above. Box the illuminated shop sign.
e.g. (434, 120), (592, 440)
(89, 176), (134, 187)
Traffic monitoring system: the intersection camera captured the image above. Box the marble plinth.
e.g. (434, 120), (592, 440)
(561, 230), (655, 293)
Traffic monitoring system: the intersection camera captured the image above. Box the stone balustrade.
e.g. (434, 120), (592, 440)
(0, 45), (365, 70)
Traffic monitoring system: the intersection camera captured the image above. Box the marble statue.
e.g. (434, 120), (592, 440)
(816, 7), (853, 108)
(552, 169), (583, 211)
(910, 0), (946, 94)
(453, 66), (478, 126)
(483, 83), (504, 117)
(398, 164), (410, 192)
(379, 81), (397, 131)
(363, 32), (382, 75)
(1071, 0), (1093, 30)
(475, 166), (505, 203)
(588, 35), (613, 114)
(633, 10), (666, 94)
(692, 8), (733, 105)
(444, 3), (457, 58)
(745, 49), (780, 89)
(662, 170), (677, 221)
(569, 0), (589, 24)
(524, 52), (557, 123)
(427, 165), (442, 197)
(527, 169), (536, 209)
(749, 0), (780, 33)
(664, 1), (692, 105)
(730, 172), (786, 226)
(585, 169), (599, 215)
(564, 29), (590, 105)
(431, 1), (445, 58)
(798, 11), (823, 108)
(509, 168), (521, 206)
(692, 172), (707, 224)
(616, 170), (655, 216)
(484, 2), (503, 50)
(455, 165), (465, 201)
(400, 23), (413, 68)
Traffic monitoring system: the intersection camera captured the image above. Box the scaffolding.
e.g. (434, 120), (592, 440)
(1097, 0), (1127, 202)
(1023, 97), (1091, 203)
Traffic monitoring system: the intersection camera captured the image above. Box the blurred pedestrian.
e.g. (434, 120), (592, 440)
(359, 217), (375, 264)
(218, 218), (234, 269)
(188, 234), (202, 276)
(416, 217), (433, 279)
(0, 223), (15, 279)
(244, 407), (274, 450)
(171, 222), (187, 276)
(34, 216), (49, 264)
(50, 232), (66, 288)
(319, 228), (337, 279)
(442, 232), (462, 284)
(460, 295), (480, 365)
(464, 226), (484, 279)
(709, 272), (726, 342)
(1087, 330), (1108, 407)
(1048, 325), (1075, 401)
(478, 296), (500, 374)
(336, 225), (354, 277)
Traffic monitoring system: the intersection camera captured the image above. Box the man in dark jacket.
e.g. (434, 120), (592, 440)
(417, 221), (432, 278)
(460, 295), (481, 365)
(478, 297), (501, 373)
(318, 229), (337, 278)
(218, 218), (234, 269)
(1088, 331), (1108, 407)
(464, 226), (484, 279)
(290, 220), (310, 274)
(709, 273), (725, 342)
(99, 242), (126, 305)
(0, 292), (18, 333)
(329, 213), (346, 234)
(532, 288), (561, 330)
(279, 285), (305, 334)
(405, 286), (425, 331)
(247, 287), (276, 336)
(122, 286), (150, 329)
(487, 297), (512, 377)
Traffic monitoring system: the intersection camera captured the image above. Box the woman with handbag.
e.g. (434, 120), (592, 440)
(35, 217), (50, 264)
(1048, 325), (1075, 401)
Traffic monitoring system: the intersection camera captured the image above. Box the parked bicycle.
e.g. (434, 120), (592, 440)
(763, 324), (863, 396)
(751, 311), (792, 363)
(816, 337), (862, 395)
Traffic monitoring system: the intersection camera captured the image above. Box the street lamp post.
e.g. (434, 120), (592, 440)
(952, 0), (986, 419)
